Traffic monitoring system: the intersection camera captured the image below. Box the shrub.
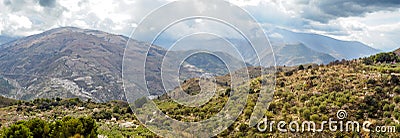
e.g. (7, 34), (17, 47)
(302, 109), (311, 120)
(374, 86), (383, 93)
(383, 111), (391, 118)
(319, 104), (327, 113)
(300, 94), (308, 102)
(394, 86), (400, 94)
(93, 110), (112, 120)
(389, 104), (396, 111)
(394, 96), (400, 103)
(298, 65), (305, 70)
(367, 79), (376, 84)
(284, 71), (293, 76)
(310, 114), (319, 121)
(390, 75), (399, 85)
(373, 52), (399, 63)
(2, 123), (32, 138)
(383, 104), (390, 111)
(311, 106), (319, 113)
(1, 117), (97, 138)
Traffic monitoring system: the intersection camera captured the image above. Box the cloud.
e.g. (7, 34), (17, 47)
(38, 0), (56, 7)
(0, 0), (67, 35)
(300, 0), (400, 23)
(0, 0), (399, 51)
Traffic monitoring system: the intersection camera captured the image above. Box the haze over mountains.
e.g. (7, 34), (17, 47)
(0, 27), (380, 102)
(251, 28), (379, 66)
(155, 28), (380, 66)
(0, 36), (17, 45)
(270, 28), (380, 60)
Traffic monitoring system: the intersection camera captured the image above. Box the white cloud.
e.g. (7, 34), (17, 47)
(0, 0), (398, 51)
(316, 11), (400, 51)
(8, 14), (32, 29)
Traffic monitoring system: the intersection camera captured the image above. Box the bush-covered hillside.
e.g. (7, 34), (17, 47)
(1, 51), (400, 137)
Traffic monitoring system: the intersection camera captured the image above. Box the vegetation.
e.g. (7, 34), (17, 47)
(1, 116), (97, 138)
(1, 52), (400, 137)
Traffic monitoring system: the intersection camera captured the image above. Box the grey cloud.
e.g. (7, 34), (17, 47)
(38, 0), (56, 7)
(301, 0), (400, 23)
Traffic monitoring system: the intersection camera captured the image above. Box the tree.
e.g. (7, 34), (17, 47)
(93, 110), (112, 120)
(113, 106), (120, 113)
(394, 96), (400, 103)
(2, 116), (97, 138)
(390, 75), (399, 85)
(3, 123), (32, 138)
(55, 97), (62, 102)
(298, 65), (305, 70)
(25, 118), (50, 138)
(302, 109), (311, 120)
(363, 57), (374, 65)
(394, 86), (400, 94)
(310, 114), (319, 121)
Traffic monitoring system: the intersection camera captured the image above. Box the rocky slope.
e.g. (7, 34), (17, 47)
(0, 27), (241, 102)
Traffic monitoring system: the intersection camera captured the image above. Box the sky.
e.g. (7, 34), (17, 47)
(0, 0), (399, 51)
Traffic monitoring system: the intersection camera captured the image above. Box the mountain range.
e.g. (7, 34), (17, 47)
(155, 28), (380, 66)
(269, 28), (380, 60)
(0, 27), (237, 102)
(0, 27), (381, 101)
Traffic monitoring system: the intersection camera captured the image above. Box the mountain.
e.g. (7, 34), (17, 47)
(0, 27), (240, 102)
(0, 35), (17, 45)
(0, 27), (128, 102)
(0, 27), (381, 102)
(273, 43), (336, 66)
(270, 28), (380, 60)
(155, 28), (379, 66)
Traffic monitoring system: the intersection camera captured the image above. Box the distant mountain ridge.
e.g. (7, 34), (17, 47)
(155, 28), (380, 66)
(270, 28), (380, 60)
(0, 35), (18, 45)
(273, 43), (336, 66)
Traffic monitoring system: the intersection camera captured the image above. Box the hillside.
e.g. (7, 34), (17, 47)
(0, 27), (238, 102)
(0, 96), (17, 108)
(1, 51), (400, 137)
(0, 27), (129, 102)
(274, 43), (336, 66)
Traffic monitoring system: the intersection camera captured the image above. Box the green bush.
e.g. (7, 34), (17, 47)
(374, 86), (383, 93)
(394, 86), (400, 94)
(310, 114), (319, 121)
(1, 116), (97, 138)
(370, 52), (400, 63)
(383, 104), (390, 111)
(394, 96), (400, 103)
(93, 110), (112, 120)
(2, 123), (32, 138)
(298, 65), (305, 70)
(302, 109), (311, 120)
(319, 104), (327, 113)
(383, 111), (391, 118)
(311, 106), (319, 113)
